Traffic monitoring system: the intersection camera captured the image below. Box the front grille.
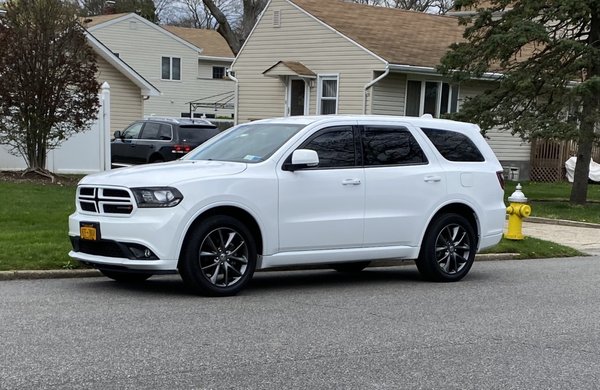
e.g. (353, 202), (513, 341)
(71, 237), (127, 258)
(70, 237), (158, 260)
(78, 186), (134, 215)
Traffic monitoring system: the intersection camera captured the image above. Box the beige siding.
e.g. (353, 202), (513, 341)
(91, 18), (234, 118)
(371, 72), (407, 115)
(460, 81), (531, 162)
(95, 56), (143, 133)
(232, 0), (385, 121)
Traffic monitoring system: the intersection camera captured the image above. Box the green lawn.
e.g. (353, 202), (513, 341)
(0, 182), (79, 270)
(505, 181), (600, 223)
(0, 178), (596, 271)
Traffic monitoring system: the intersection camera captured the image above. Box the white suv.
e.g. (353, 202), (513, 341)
(69, 115), (506, 296)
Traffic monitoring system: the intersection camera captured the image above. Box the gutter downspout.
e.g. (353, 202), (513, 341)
(227, 69), (239, 125)
(363, 64), (390, 114)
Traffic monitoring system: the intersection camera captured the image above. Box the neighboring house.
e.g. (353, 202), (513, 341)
(82, 13), (235, 121)
(231, 0), (531, 179)
(86, 31), (160, 132)
(0, 30), (160, 172)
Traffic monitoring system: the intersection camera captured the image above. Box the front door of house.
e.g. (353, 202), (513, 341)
(289, 79), (306, 116)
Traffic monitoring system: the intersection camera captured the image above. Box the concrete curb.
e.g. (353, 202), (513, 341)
(527, 217), (600, 229)
(0, 269), (101, 281)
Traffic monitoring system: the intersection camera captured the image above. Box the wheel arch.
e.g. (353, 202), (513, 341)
(422, 203), (480, 247)
(149, 152), (164, 163)
(177, 205), (264, 266)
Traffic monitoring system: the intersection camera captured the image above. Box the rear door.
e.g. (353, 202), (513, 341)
(359, 120), (446, 247)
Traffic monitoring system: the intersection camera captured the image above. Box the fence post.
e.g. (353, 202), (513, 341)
(100, 82), (111, 171)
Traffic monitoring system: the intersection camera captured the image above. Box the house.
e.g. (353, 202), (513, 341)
(0, 28), (160, 172)
(86, 30), (160, 132)
(231, 0), (531, 179)
(82, 13), (236, 121)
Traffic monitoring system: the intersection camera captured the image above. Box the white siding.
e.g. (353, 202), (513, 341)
(95, 55), (143, 132)
(371, 72), (407, 115)
(91, 18), (234, 118)
(460, 81), (531, 162)
(233, 0), (385, 121)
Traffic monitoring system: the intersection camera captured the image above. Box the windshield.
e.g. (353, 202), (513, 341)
(185, 123), (306, 163)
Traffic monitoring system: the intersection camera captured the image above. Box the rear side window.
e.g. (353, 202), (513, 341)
(362, 126), (427, 166)
(140, 122), (161, 140)
(421, 128), (485, 162)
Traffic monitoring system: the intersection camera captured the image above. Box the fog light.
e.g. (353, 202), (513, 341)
(144, 249), (152, 258)
(127, 244), (158, 260)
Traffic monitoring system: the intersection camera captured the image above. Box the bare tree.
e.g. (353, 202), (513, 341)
(0, 0), (100, 177)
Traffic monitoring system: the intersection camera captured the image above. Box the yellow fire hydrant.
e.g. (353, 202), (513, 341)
(504, 183), (531, 240)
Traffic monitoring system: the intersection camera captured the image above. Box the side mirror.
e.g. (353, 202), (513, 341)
(283, 149), (319, 171)
(113, 130), (122, 140)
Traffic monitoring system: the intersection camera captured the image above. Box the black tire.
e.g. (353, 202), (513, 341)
(179, 215), (257, 296)
(100, 270), (152, 283)
(332, 261), (371, 273)
(416, 213), (476, 282)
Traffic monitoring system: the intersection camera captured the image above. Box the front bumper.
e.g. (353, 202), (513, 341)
(68, 208), (186, 272)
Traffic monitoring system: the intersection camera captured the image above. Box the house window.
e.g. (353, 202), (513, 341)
(318, 75), (339, 115)
(212, 66), (226, 79)
(161, 56), (181, 80)
(405, 80), (458, 117)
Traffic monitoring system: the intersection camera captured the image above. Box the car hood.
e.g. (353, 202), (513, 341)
(79, 160), (247, 187)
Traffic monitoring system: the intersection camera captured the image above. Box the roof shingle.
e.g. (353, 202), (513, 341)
(163, 26), (234, 58)
(290, 0), (466, 68)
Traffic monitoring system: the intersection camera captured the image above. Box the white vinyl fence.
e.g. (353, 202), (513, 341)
(0, 83), (111, 174)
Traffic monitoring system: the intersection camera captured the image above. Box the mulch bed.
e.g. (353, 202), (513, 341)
(0, 170), (81, 186)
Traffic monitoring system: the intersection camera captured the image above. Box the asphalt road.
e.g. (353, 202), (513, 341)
(1, 257), (600, 390)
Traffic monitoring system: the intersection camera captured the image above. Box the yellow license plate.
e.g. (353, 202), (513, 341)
(80, 226), (97, 241)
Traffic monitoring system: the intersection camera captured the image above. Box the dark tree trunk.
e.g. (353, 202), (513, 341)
(201, 0), (243, 54)
(570, 7), (600, 205)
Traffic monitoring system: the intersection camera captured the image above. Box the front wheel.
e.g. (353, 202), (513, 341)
(179, 216), (257, 296)
(416, 213), (476, 282)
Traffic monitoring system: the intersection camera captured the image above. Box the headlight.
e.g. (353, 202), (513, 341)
(131, 187), (183, 208)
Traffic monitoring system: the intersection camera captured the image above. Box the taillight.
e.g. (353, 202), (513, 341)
(496, 171), (505, 190)
(172, 145), (192, 154)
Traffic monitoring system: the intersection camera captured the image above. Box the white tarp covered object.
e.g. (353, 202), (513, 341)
(565, 157), (600, 182)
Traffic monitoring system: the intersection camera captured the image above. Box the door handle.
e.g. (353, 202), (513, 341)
(424, 175), (442, 183)
(342, 179), (361, 186)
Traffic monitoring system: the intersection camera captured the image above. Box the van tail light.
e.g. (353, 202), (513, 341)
(172, 145), (192, 154)
(496, 171), (505, 190)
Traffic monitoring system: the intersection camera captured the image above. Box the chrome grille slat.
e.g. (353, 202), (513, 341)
(78, 186), (134, 215)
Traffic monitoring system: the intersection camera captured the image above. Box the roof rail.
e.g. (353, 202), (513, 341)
(143, 116), (213, 126)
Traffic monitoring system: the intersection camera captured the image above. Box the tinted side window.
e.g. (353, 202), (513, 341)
(158, 124), (172, 140)
(122, 122), (143, 139)
(362, 126), (427, 166)
(140, 122), (161, 140)
(303, 127), (356, 168)
(421, 128), (485, 162)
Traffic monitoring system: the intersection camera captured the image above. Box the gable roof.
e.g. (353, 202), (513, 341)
(80, 13), (129, 28)
(85, 30), (160, 96)
(289, 0), (465, 69)
(163, 26), (234, 59)
(82, 13), (202, 53)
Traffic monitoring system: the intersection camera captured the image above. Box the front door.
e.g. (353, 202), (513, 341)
(277, 125), (364, 251)
(289, 79), (307, 116)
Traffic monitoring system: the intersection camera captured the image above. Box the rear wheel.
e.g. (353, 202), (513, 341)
(332, 261), (371, 273)
(100, 270), (152, 283)
(179, 216), (257, 296)
(416, 213), (476, 282)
